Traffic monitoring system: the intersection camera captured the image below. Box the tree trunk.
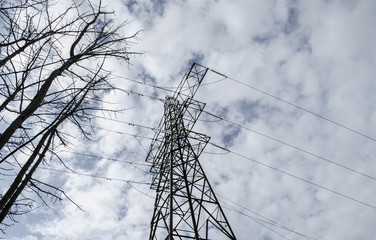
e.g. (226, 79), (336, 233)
(0, 57), (78, 152)
(0, 128), (54, 223)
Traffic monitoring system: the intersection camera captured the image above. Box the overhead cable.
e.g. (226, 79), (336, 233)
(209, 142), (376, 211)
(204, 111), (376, 182)
(88, 114), (160, 133)
(109, 74), (376, 181)
(63, 151), (152, 167)
(86, 108), (376, 209)
(218, 194), (319, 240)
(110, 74), (201, 101)
(92, 125), (156, 141)
(109, 74), (176, 94)
(209, 68), (376, 143)
(39, 167), (151, 185)
(221, 205), (291, 240)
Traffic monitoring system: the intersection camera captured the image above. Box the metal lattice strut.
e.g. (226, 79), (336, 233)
(147, 64), (237, 240)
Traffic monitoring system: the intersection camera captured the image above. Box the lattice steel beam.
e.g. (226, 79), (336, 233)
(147, 64), (237, 240)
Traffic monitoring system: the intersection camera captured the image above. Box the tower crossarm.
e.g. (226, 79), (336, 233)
(146, 63), (208, 166)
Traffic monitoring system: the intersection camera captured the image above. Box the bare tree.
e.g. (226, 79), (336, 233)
(0, 0), (140, 230)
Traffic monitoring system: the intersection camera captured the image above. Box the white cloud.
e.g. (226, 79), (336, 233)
(4, 0), (376, 239)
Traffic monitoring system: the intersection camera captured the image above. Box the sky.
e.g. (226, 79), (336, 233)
(4, 0), (376, 239)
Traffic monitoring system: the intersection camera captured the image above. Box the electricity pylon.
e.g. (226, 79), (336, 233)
(146, 63), (237, 239)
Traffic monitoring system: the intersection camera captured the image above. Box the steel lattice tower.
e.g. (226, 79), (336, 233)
(146, 63), (237, 240)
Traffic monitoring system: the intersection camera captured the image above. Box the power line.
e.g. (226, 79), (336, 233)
(221, 204), (291, 240)
(39, 167), (151, 185)
(84, 98), (376, 209)
(208, 68), (376, 143)
(47, 152), (316, 240)
(84, 69), (376, 218)
(109, 74), (205, 102)
(116, 88), (165, 102)
(99, 81), (376, 182)
(92, 125), (156, 142)
(218, 194), (319, 240)
(81, 115), (376, 210)
(126, 182), (154, 199)
(88, 114), (161, 133)
(50, 150), (322, 239)
(85, 116), (165, 145)
(39, 167), (154, 199)
(87, 106), (376, 209)
(102, 77), (376, 182)
(134, 136), (150, 156)
(109, 74), (177, 94)
(112, 67), (373, 152)
(209, 142), (376, 211)
(63, 151), (152, 167)
(200, 76), (227, 87)
(204, 110), (376, 182)
(49, 155), (314, 240)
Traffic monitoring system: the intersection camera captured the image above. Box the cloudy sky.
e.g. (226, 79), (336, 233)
(5, 0), (376, 239)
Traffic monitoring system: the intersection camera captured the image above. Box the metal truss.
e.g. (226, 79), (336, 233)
(146, 64), (237, 240)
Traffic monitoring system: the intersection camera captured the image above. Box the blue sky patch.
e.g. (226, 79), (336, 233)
(222, 124), (241, 148)
(284, 7), (299, 34)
